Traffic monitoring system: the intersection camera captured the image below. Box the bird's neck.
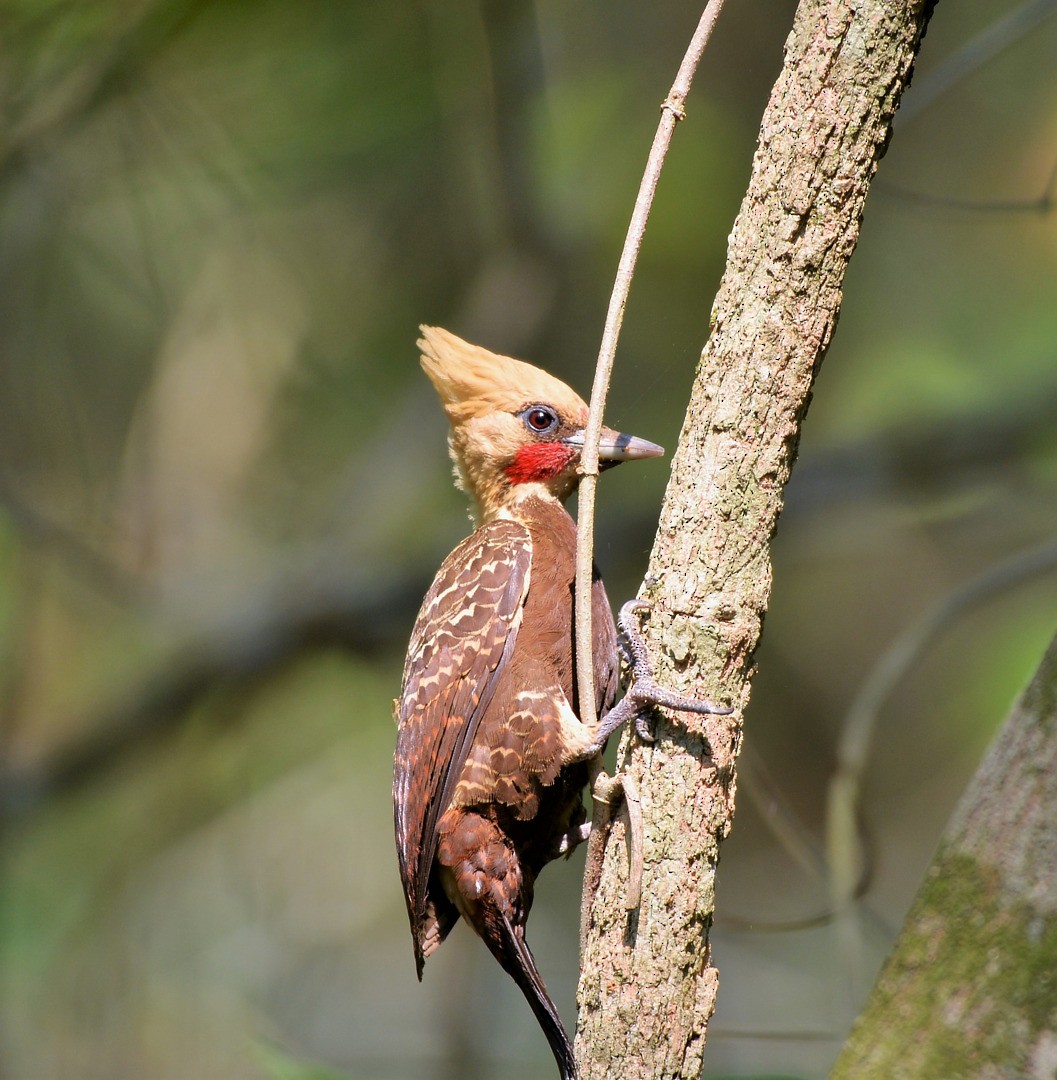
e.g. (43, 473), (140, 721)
(481, 483), (573, 527)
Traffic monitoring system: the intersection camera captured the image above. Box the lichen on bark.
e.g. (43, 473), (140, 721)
(574, 0), (937, 1075)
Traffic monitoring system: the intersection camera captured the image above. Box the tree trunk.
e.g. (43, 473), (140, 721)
(575, 0), (937, 1075)
(829, 631), (1057, 1079)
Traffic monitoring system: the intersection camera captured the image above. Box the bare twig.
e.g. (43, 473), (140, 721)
(877, 155), (1057, 215)
(573, 0), (726, 728)
(896, 0), (1057, 126)
(875, 0), (1057, 218)
(0, 481), (139, 603)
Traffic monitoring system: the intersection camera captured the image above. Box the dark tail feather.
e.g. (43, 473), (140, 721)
(494, 912), (577, 1080)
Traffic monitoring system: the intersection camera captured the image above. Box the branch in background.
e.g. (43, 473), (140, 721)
(876, 156), (1057, 215)
(827, 538), (1057, 959)
(788, 377), (1057, 517)
(0, 571), (425, 817)
(2, 0), (212, 186)
(0, 481), (139, 604)
(830, 629), (1057, 1077)
(896, 0), (1057, 126)
(879, 0), (1057, 215)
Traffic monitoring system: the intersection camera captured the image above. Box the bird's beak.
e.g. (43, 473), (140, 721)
(563, 426), (664, 463)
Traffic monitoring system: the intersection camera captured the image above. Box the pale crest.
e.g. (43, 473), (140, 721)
(418, 326), (588, 426)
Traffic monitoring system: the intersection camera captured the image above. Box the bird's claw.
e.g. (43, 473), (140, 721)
(617, 598), (735, 736)
(588, 600), (734, 755)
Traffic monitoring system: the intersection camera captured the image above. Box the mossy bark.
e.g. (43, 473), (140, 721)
(830, 634), (1057, 1079)
(574, 0), (937, 1075)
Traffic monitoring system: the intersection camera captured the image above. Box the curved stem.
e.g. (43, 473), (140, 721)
(573, 0), (726, 725)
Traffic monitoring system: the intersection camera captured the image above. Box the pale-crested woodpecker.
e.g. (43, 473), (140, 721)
(393, 326), (728, 1080)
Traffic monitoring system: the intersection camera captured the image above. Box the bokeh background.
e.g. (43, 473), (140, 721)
(1, 2), (1056, 1078)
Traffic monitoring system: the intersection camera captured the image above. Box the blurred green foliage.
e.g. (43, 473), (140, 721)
(0, 1), (1056, 1078)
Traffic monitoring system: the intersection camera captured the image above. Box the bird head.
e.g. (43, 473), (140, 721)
(419, 325), (663, 522)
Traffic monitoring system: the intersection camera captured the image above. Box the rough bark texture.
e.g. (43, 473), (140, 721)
(830, 633), (1057, 1079)
(575, 1), (937, 1076)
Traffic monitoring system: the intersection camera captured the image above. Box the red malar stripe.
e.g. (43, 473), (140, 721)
(505, 443), (577, 484)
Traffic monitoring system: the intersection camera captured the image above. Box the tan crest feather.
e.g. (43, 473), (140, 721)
(418, 326), (588, 426)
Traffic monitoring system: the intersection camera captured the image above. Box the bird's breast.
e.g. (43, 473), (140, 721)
(449, 497), (616, 830)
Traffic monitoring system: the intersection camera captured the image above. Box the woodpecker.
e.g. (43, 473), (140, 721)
(394, 326), (727, 1080)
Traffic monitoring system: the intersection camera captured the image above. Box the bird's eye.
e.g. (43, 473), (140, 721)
(521, 406), (558, 434)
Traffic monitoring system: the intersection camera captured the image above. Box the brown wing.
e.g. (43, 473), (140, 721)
(591, 569), (620, 721)
(394, 519), (531, 951)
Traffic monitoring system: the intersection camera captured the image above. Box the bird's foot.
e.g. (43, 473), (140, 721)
(580, 601), (735, 931)
(589, 599), (734, 751)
